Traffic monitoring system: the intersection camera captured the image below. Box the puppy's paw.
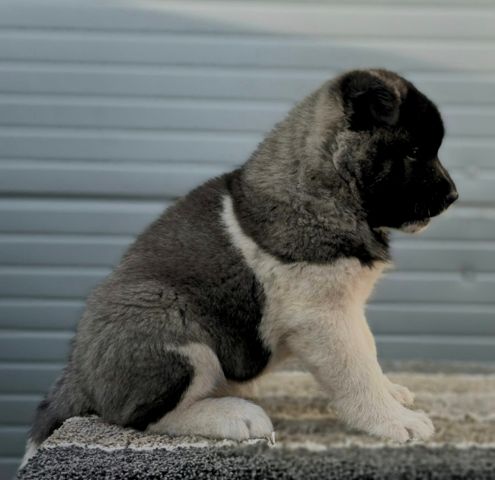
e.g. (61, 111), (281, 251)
(368, 407), (434, 443)
(388, 382), (415, 406)
(149, 397), (274, 442)
(224, 399), (274, 440)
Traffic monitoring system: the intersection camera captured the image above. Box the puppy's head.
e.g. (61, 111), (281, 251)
(332, 69), (458, 233)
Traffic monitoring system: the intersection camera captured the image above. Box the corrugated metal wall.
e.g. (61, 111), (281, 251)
(1, 0), (494, 476)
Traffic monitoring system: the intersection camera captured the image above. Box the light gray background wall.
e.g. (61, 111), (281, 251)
(1, 0), (494, 476)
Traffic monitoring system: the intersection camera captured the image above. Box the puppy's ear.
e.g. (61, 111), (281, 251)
(339, 70), (401, 131)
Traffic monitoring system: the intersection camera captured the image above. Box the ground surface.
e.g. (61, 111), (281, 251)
(18, 363), (495, 479)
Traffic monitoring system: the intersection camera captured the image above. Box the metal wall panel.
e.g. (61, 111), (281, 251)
(1, 0), (494, 476)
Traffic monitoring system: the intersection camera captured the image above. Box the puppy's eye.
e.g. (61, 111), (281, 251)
(405, 147), (419, 162)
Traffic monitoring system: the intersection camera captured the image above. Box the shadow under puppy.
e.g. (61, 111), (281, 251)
(23, 68), (458, 466)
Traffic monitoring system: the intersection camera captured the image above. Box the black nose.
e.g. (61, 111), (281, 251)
(445, 189), (459, 206)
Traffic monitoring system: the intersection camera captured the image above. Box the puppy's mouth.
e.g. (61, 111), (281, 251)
(399, 218), (431, 234)
(399, 192), (458, 235)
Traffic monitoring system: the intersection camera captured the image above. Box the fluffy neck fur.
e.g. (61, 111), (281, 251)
(229, 83), (390, 266)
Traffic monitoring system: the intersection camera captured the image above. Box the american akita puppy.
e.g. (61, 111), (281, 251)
(23, 68), (458, 466)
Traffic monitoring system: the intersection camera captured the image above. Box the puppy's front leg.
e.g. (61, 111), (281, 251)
(286, 307), (433, 443)
(361, 315), (415, 406)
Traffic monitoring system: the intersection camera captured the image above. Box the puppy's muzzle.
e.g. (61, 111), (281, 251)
(445, 188), (459, 207)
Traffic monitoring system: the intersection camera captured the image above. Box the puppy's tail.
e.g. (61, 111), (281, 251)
(20, 368), (88, 470)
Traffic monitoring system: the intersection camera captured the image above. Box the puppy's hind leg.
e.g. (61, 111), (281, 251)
(148, 343), (274, 441)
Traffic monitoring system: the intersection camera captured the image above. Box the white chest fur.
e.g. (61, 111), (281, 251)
(221, 195), (388, 352)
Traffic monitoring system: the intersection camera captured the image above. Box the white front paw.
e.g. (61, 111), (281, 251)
(388, 382), (415, 406)
(368, 407), (434, 443)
